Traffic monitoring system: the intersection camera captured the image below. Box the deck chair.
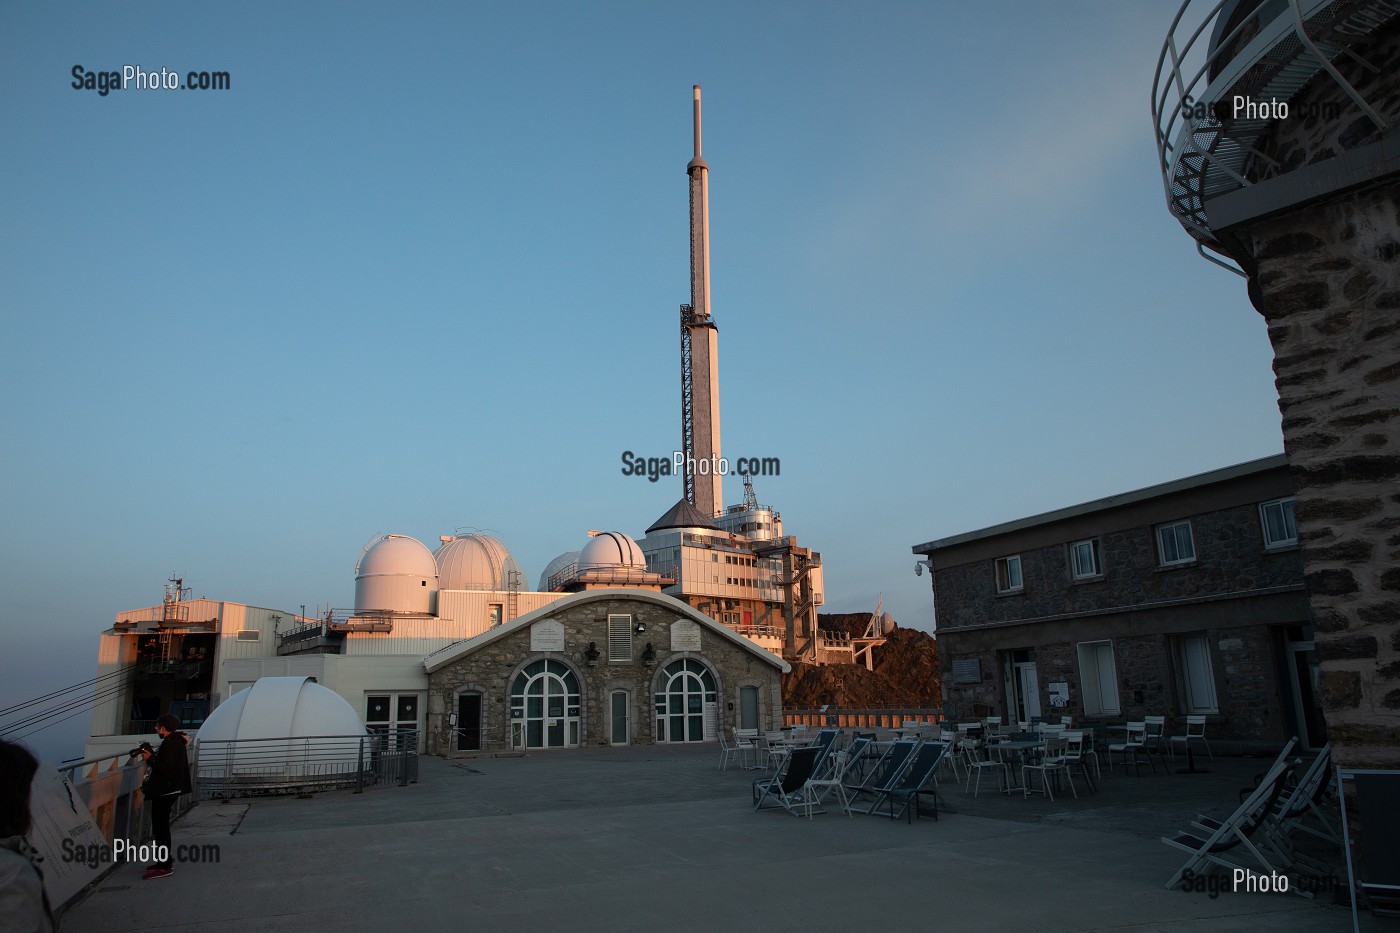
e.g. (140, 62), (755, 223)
(808, 728), (840, 778)
(752, 746), (823, 818)
(845, 739), (917, 798)
(1162, 738), (1297, 890)
(854, 742), (947, 821)
(1276, 745), (1339, 845)
(805, 736), (873, 819)
(1341, 768), (1400, 933)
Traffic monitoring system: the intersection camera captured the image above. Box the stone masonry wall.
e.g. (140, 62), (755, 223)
(426, 596), (783, 754)
(1236, 18), (1400, 766)
(1246, 185), (1400, 766)
(933, 497), (1302, 629)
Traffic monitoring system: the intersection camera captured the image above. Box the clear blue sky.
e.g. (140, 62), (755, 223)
(0, 1), (1283, 761)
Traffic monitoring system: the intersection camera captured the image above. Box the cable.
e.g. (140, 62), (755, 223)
(0, 667), (131, 717)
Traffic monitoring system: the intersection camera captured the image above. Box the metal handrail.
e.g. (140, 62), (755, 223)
(1151, 0), (1398, 265)
(194, 731), (419, 798)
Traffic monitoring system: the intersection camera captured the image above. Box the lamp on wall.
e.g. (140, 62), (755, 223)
(585, 642), (600, 667)
(635, 621), (646, 634)
(641, 642), (656, 666)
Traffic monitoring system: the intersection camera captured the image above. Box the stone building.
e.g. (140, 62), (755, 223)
(912, 455), (1322, 754)
(1153, 1), (1400, 766)
(423, 589), (789, 754)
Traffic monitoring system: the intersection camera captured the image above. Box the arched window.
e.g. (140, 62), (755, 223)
(656, 658), (717, 743)
(509, 659), (580, 749)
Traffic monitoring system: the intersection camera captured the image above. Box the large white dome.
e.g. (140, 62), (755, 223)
(435, 534), (524, 591)
(578, 532), (646, 571)
(354, 534), (438, 613)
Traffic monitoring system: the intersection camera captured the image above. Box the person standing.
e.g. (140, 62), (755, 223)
(139, 714), (192, 880)
(0, 739), (56, 933)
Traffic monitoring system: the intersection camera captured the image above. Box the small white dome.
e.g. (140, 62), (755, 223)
(354, 534), (438, 613)
(435, 534), (524, 591)
(578, 532), (646, 571)
(196, 676), (366, 745)
(539, 551), (581, 591)
(194, 677), (367, 782)
(356, 534), (437, 578)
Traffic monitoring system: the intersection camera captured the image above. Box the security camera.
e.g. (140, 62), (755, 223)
(914, 562), (923, 576)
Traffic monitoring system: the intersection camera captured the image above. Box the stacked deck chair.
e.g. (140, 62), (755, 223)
(753, 746), (823, 818)
(1191, 743), (1336, 880)
(1276, 745), (1339, 846)
(1162, 737), (1298, 891)
(844, 739), (917, 802)
(849, 742), (946, 822)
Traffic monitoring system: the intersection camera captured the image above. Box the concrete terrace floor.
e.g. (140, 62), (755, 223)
(59, 743), (1384, 933)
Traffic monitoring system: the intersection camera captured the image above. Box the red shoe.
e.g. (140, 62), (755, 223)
(142, 868), (173, 880)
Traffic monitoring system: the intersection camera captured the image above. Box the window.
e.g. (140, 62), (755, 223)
(1076, 641), (1121, 716)
(1177, 633), (1218, 714)
(995, 555), (1023, 593)
(510, 660), (581, 749)
(607, 614), (633, 662)
(1069, 539), (1102, 579)
(366, 693), (420, 751)
(1157, 520), (1195, 566)
(1260, 497), (1297, 548)
(488, 604), (503, 627)
(235, 630), (261, 641)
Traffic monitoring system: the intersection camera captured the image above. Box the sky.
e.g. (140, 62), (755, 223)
(0, 1), (1285, 762)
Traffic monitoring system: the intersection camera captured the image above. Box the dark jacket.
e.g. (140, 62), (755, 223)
(143, 731), (193, 798)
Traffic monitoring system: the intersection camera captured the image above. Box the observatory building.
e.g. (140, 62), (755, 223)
(1154, 0), (1400, 766)
(83, 87), (841, 760)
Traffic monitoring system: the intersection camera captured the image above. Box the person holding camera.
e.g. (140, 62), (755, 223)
(138, 714), (192, 881)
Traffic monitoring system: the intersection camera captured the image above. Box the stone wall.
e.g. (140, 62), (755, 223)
(937, 627), (1288, 750)
(933, 494), (1303, 629)
(425, 595), (783, 755)
(1232, 18), (1400, 767)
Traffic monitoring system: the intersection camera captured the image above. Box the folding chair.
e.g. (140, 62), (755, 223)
(1161, 738), (1297, 890)
(805, 736), (873, 819)
(845, 739), (917, 800)
(752, 746), (823, 818)
(854, 742), (947, 822)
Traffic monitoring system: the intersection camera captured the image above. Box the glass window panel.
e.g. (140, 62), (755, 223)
(527, 720), (542, 747)
(366, 696), (390, 722)
(397, 695), (417, 721)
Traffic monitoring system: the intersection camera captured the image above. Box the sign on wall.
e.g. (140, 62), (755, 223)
(530, 619), (566, 652)
(951, 658), (981, 684)
(671, 619), (702, 652)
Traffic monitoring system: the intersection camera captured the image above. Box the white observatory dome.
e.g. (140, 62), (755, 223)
(434, 534), (525, 591)
(194, 676), (367, 782)
(538, 550), (581, 592)
(196, 676), (366, 745)
(578, 531), (647, 572)
(354, 534), (438, 614)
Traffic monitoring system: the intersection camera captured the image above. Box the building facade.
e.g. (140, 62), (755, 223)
(423, 589), (788, 754)
(913, 455), (1323, 753)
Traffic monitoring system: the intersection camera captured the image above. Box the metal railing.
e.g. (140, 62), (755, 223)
(783, 708), (945, 730)
(194, 731), (419, 799)
(58, 751), (197, 849)
(1152, 0), (1398, 269)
